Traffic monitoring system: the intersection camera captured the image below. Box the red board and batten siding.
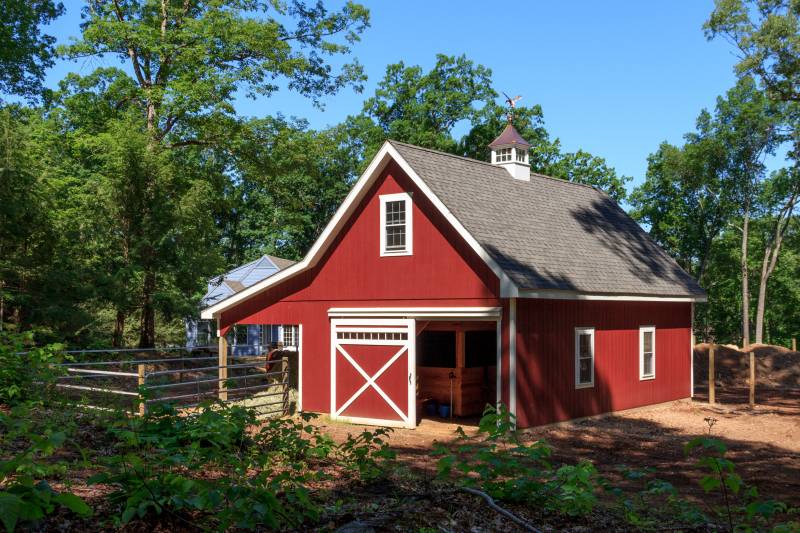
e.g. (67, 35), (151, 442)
(218, 161), (502, 413)
(514, 299), (691, 428)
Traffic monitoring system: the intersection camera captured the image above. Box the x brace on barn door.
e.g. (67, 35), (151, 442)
(330, 319), (416, 428)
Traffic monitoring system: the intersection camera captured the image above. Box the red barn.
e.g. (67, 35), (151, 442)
(201, 125), (705, 429)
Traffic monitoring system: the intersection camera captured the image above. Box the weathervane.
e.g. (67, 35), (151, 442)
(502, 92), (522, 123)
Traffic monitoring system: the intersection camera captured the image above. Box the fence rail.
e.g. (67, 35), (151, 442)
(50, 349), (291, 418)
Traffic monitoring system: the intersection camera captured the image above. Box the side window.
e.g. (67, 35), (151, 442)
(575, 327), (594, 388)
(379, 193), (413, 256)
(640, 326), (656, 380)
(235, 325), (248, 346)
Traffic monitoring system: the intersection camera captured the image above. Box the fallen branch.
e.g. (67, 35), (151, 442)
(460, 487), (542, 533)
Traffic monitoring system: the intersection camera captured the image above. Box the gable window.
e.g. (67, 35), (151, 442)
(379, 193), (413, 256)
(574, 327), (594, 388)
(639, 326), (656, 380)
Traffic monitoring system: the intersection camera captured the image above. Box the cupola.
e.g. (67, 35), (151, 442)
(489, 123), (531, 181)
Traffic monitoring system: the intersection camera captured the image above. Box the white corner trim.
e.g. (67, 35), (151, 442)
(574, 327), (595, 389)
(496, 319), (502, 409)
(200, 141), (517, 320)
(327, 307), (501, 319)
(379, 192), (413, 257)
(298, 323), (303, 412)
(509, 298), (517, 420)
(690, 303), (695, 398)
(639, 325), (656, 380)
(519, 289), (706, 303)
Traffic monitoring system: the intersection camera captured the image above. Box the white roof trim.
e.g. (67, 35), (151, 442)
(518, 289), (707, 303)
(328, 307), (502, 319)
(201, 142), (516, 320)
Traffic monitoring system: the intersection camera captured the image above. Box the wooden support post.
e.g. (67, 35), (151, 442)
(793, 338), (797, 352)
(281, 356), (289, 414)
(708, 345), (715, 405)
(749, 351), (756, 408)
(455, 329), (465, 417)
(218, 333), (228, 401)
(138, 364), (146, 416)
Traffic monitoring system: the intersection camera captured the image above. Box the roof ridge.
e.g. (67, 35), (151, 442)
(388, 140), (603, 194)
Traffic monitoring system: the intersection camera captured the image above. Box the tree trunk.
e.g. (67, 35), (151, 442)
(754, 248), (769, 345)
(754, 190), (798, 344)
(113, 310), (126, 348)
(138, 270), (156, 348)
(741, 208), (750, 349)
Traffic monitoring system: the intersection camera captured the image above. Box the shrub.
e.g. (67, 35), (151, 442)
(0, 406), (91, 532)
(434, 404), (605, 517)
(90, 402), (394, 530)
(684, 436), (799, 531)
(0, 331), (65, 406)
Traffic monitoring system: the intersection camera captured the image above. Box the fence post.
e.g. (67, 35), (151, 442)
(138, 364), (146, 416)
(281, 356), (288, 415)
(708, 345), (715, 405)
(219, 334), (228, 401)
(749, 351), (756, 408)
(793, 338), (797, 352)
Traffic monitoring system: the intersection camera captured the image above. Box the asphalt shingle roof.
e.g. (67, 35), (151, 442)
(390, 141), (705, 298)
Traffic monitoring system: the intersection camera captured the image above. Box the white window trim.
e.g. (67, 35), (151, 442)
(639, 326), (656, 380)
(379, 192), (413, 256)
(574, 327), (595, 389)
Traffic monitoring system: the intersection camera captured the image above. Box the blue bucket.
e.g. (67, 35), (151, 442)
(438, 403), (451, 418)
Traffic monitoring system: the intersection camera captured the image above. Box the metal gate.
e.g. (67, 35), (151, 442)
(330, 319), (416, 428)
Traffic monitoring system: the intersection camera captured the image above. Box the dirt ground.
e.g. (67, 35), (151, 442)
(315, 391), (800, 505)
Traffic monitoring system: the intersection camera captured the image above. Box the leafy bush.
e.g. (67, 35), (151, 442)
(90, 401), (394, 530)
(0, 406), (92, 532)
(684, 436), (799, 531)
(0, 331), (65, 406)
(434, 404), (605, 517)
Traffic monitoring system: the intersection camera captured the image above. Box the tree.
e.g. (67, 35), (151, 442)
(754, 169), (799, 343)
(630, 131), (734, 285)
(712, 77), (780, 347)
(60, 0), (370, 346)
(350, 54), (496, 158)
(0, 0), (63, 99)
(706, 0), (799, 344)
(224, 115), (359, 263)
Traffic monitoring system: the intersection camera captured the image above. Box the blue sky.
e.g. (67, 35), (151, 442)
(41, 1), (775, 191)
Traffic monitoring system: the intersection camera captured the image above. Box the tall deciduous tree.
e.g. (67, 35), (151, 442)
(706, 0), (799, 344)
(0, 0), (63, 99)
(60, 0), (370, 346)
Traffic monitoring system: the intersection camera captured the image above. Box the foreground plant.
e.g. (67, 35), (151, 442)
(434, 404), (605, 518)
(0, 406), (92, 532)
(684, 436), (798, 532)
(90, 402), (394, 530)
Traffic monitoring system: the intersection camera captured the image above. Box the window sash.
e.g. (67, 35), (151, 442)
(380, 194), (412, 255)
(575, 328), (594, 387)
(639, 327), (656, 379)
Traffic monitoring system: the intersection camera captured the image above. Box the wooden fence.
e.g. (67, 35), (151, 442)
(49, 347), (291, 417)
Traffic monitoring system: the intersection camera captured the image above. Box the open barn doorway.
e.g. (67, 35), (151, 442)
(416, 321), (497, 422)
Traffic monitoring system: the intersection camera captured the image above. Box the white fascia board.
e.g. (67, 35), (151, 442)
(327, 307), (502, 319)
(518, 289), (707, 303)
(201, 141), (515, 320)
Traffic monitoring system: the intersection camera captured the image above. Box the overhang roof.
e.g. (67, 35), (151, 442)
(391, 141), (705, 299)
